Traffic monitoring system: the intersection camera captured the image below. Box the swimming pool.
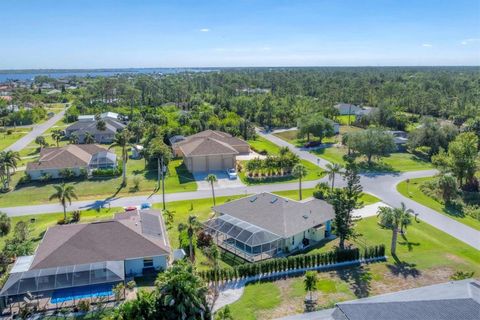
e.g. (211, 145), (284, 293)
(51, 283), (116, 304)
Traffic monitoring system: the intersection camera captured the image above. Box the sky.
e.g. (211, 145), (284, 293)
(1, 0), (479, 69)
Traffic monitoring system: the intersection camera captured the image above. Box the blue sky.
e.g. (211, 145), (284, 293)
(1, 0), (479, 69)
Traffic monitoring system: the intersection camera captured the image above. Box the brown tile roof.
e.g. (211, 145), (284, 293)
(26, 144), (109, 171)
(30, 209), (170, 270)
(175, 130), (249, 156)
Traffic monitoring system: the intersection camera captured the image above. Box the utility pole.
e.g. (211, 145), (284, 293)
(161, 156), (166, 210)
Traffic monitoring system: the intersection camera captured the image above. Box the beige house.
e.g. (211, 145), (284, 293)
(26, 144), (117, 180)
(171, 130), (250, 173)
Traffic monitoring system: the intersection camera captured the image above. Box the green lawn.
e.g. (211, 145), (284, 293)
(248, 136), (282, 155)
(312, 146), (433, 172)
(397, 177), (480, 231)
(0, 158), (197, 207)
(226, 214), (480, 319)
(335, 115), (356, 125)
(0, 130), (30, 151)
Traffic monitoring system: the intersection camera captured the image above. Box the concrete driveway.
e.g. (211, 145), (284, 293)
(193, 171), (246, 191)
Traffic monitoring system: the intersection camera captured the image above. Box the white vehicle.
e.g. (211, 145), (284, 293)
(226, 168), (237, 179)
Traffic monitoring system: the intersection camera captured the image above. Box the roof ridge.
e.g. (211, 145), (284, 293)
(118, 215), (170, 253)
(30, 224), (87, 269)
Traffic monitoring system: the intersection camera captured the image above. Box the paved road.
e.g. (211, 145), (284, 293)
(258, 129), (480, 250)
(1, 127), (478, 250)
(3, 108), (67, 152)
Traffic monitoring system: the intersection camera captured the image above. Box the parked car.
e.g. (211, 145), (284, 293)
(226, 168), (237, 179)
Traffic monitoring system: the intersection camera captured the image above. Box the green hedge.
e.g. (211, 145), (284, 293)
(198, 245), (385, 282)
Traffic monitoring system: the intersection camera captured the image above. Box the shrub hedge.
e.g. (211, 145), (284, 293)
(198, 245), (385, 282)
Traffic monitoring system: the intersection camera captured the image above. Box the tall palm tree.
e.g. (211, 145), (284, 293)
(292, 163), (308, 200)
(49, 183), (78, 222)
(377, 202), (413, 256)
(206, 174), (218, 206)
(0, 150), (20, 190)
(51, 129), (63, 147)
(69, 133), (79, 144)
(304, 271), (318, 301)
(177, 215), (201, 262)
(109, 130), (133, 186)
(84, 132), (95, 144)
(325, 163), (343, 190)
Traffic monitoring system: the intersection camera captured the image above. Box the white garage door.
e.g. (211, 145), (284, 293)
(192, 156), (207, 172)
(208, 156), (224, 171)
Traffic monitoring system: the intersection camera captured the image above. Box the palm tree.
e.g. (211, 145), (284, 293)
(51, 129), (63, 147)
(325, 163), (343, 190)
(177, 215), (201, 262)
(69, 133), (79, 144)
(292, 163), (308, 200)
(377, 202), (413, 256)
(96, 119), (106, 131)
(162, 209), (175, 230)
(304, 271), (318, 301)
(84, 132), (95, 144)
(206, 174), (218, 206)
(49, 183), (78, 222)
(0, 150), (20, 190)
(109, 130), (133, 186)
(145, 138), (172, 209)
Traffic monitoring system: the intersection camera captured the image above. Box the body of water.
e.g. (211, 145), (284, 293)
(0, 67), (217, 82)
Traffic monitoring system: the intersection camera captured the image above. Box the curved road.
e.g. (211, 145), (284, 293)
(1, 127), (478, 250)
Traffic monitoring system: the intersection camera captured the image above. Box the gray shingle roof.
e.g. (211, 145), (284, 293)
(333, 299), (480, 320)
(212, 193), (334, 238)
(66, 118), (125, 135)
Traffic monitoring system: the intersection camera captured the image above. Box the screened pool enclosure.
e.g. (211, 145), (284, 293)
(0, 259), (124, 303)
(203, 214), (282, 262)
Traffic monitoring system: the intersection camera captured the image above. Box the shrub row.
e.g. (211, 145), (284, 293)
(198, 245), (385, 282)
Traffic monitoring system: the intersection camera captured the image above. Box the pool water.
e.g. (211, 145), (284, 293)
(51, 283), (115, 304)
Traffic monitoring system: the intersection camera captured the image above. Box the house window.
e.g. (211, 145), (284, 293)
(143, 257), (154, 268)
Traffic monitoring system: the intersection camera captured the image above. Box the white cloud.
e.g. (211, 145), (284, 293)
(422, 43), (432, 47)
(199, 28), (210, 32)
(461, 38), (480, 45)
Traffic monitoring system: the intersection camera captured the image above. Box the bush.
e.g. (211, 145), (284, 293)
(92, 167), (122, 177)
(57, 218), (66, 225)
(196, 231), (213, 249)
(59, 168), (76, 180)
(6, 129), (13, 135)
(126, 280), (136, 290)
(77, 300), (90, 312)
(70, 210), (81, 223)
(18, 173), (32, 185)
(40, 173), (52, 182)
(0, 212), (11, 236)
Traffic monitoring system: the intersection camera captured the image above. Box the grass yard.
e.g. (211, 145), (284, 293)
(335, 115), (356, 125)
(273, 130), (337, 147)
(248, 136), (282, 155)
(0, 158), (197, 207)
(226, 214), (480, 319)
(312, 146), (433, 172)
(0, 129), (30, 151)
(397, 177), (480, 231)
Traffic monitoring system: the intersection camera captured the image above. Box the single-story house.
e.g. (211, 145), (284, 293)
(26, 144), (117, 180)
(171, 130), (250, 173)
(277, 279), (480, 320)
(100, 112), (120, 120)
(65, 117), (125, 143)
(334, 103), (363, 115)
(387, 130), (408, 150)
(0, 209), (170, 307)
(203, 192), (334, 262)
